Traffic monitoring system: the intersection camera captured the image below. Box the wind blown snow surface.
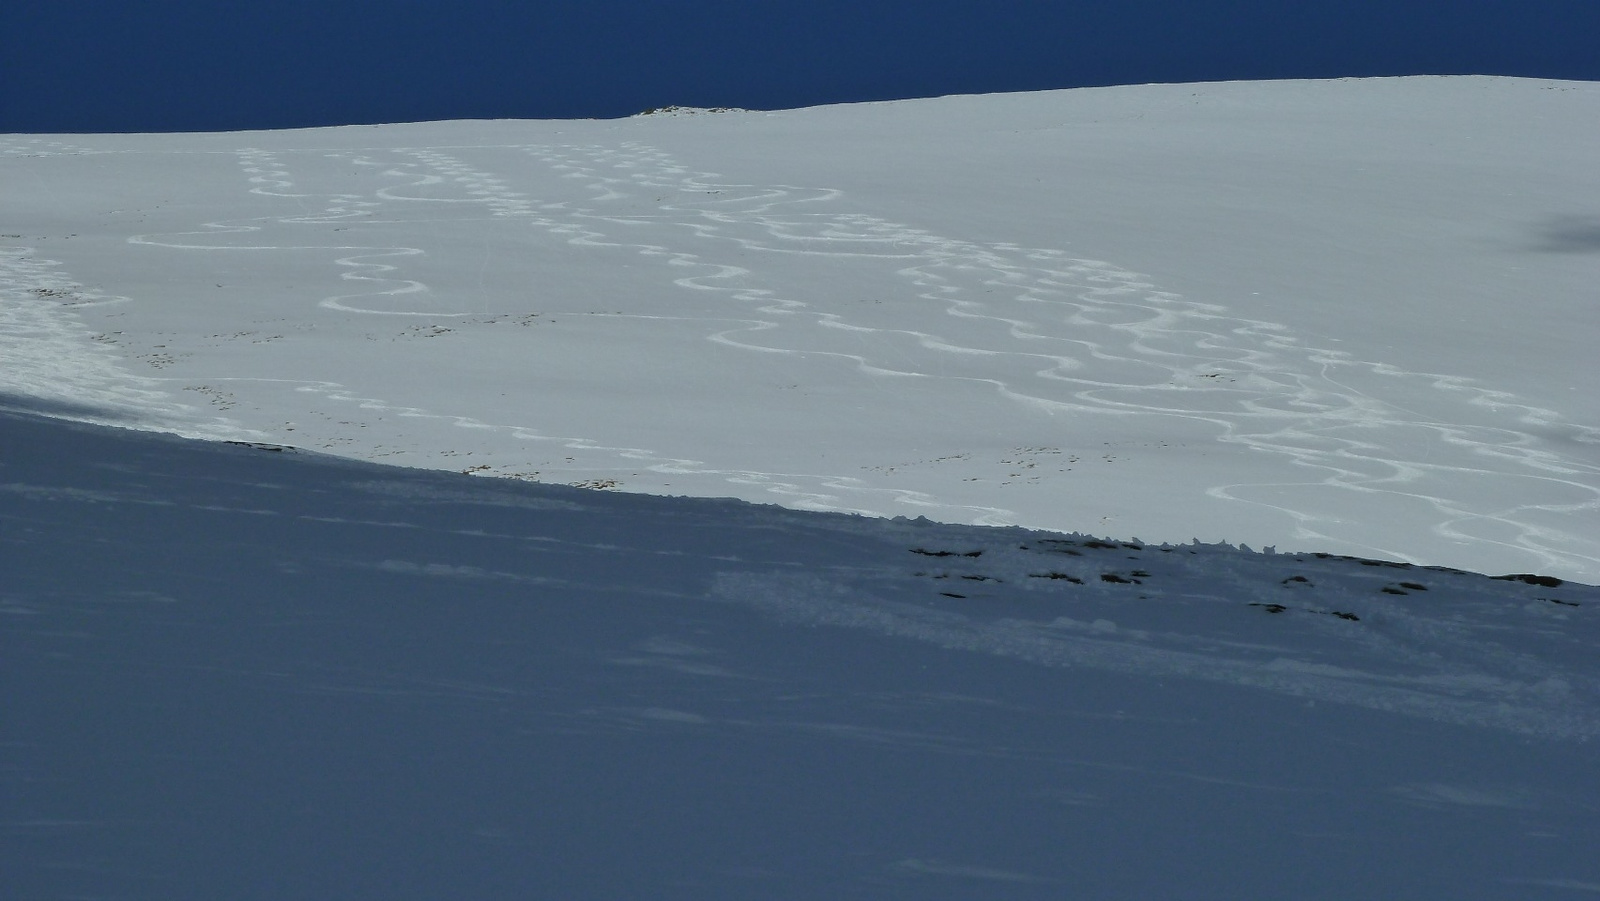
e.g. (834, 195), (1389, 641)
(2, 408), (1598, 898)
(3, 76), (1597, 581)
(3, 77), (1600, 897)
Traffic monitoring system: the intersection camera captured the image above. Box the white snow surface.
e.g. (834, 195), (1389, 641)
(3, 408), (1598, 898)
(3, 76), (1597, 581)
(4, 77), (1600, 897)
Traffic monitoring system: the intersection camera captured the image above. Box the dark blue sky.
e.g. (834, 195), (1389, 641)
(4, 0), (1597, 133)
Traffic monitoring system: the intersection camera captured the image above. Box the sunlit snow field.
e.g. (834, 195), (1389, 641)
(4, 76), (1597, 580)
(4, 77), (1600, 898)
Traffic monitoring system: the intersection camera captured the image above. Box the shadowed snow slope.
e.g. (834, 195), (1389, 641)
(3, 409), (1598, 898)
(3, 76), (1598, 581)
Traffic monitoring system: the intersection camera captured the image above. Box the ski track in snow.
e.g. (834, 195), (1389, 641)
(511, 141), (1599, 576)
(8, 135), (1598, 579)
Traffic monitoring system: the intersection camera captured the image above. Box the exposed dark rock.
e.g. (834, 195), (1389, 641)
(1029, 572), (1084, 584)
(1493, 573), (1563, 588)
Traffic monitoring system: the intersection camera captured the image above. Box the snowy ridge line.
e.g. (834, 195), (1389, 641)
(0, 138), (132, 157)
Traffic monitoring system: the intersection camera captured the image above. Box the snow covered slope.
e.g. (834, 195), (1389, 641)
(3, 76), (1597, 581)
(3, 407), (1598, 899)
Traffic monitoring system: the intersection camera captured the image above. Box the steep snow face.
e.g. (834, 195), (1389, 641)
(3, 76), (1598, 580)
(3, 409), (1598, 899)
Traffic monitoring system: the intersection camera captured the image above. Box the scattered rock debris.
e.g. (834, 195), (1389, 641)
(1251, 602), (1359, 621)
(901, 536), (1576, 621)
(224, 441), (295, 453)
(1494, 573), (1563, 588)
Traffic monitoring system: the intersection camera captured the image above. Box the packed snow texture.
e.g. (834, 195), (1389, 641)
(3, 76), (1597, 581)
(3, 409), (1598, 898)
(3, 77), (1600, 898)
